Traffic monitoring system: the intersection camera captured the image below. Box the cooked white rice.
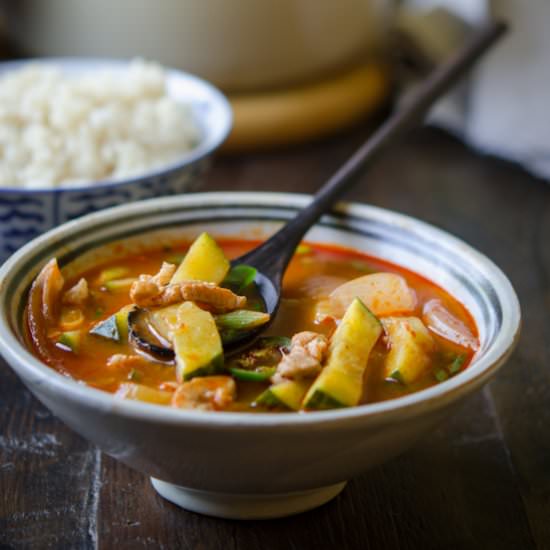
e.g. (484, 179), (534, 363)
(0, 59), (201, 188)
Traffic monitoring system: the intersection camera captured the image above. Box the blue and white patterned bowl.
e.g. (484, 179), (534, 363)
(0, 58), (232, 263)
(0, 192), (521, 519)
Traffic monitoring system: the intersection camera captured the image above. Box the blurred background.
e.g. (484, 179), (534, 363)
(0, 0), (547, 178)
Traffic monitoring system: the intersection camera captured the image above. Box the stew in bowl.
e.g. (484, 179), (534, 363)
(26, 231), (479, 413)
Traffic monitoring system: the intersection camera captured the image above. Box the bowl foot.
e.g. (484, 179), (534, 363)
(150, 478), (347, 519)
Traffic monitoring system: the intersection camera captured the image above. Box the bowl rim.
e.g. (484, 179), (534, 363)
(0, 57), (233, 194)
(0, 192), (521, 428)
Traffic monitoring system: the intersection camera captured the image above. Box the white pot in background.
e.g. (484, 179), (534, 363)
(2, 0), (394, 91)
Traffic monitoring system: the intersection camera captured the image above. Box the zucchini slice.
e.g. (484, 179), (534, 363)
(90, 315), (119, 342)
(115, 306), (133, 342)
(173, 302), (224, 382)
(304, 298), (382, 409)
(57, 330), (82, 353)
(98, 266), (130, 284)
(382, 317), (435, 384)
(170, 232), (230, 285)
(103, 277), (137, 292)
(90, 305), (133, 343)
(254, 379), (311, 411)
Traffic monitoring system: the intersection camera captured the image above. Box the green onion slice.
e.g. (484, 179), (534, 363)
(449, 354), (466, 374)
(215, 310), (270, 330)
(229, 366), (276, 383)
(222, 264), (257, 292)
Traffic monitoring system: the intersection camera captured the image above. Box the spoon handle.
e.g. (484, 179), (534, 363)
(238, 21), (508, 284)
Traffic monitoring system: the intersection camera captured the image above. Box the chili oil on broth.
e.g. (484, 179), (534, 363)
(26, 238), (478, 411)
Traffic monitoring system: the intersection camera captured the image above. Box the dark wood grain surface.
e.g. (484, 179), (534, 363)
(1, 126), (549, 549)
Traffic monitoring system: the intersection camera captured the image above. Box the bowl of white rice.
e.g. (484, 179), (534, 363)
(0, 58), (232, 262)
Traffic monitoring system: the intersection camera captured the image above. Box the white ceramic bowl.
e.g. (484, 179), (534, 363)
(0, 58), (232, 262)
(0, 193), (520, 519)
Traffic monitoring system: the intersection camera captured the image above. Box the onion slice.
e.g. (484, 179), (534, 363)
(26, 259), (66, 367)
(423, 299), (478, 351)
(316, 273), (416, 321)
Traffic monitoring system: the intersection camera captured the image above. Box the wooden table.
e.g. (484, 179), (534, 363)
(1, 126), (549, 549)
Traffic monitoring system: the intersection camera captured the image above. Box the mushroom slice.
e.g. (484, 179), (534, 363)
(128, 307), (176, 361)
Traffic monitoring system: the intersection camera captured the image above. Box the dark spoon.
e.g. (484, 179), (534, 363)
(228, 21), (507, 349)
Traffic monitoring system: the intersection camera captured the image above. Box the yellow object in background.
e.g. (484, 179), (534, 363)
(223, 62), (390, 152)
